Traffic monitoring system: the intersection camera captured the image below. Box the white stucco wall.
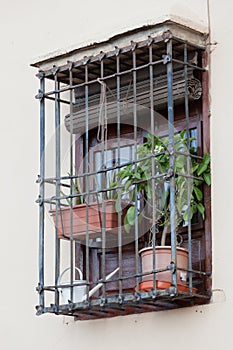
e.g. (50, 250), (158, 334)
(1, 0), (233, 349)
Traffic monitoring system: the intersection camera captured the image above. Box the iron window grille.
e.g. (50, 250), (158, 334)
(33, 22), (211, 319)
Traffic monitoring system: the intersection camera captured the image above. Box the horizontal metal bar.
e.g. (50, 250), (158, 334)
(172, 58), (206, 72)
(171, 34), (207, 50)
(41, 151), (167, 183)
(39, 288), (211, 316)
(41, 58), (167, 98)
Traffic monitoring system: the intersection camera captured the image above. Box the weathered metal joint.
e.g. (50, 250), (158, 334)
(67, 61), (74, 71)
(98, 51), (105, 61)
(36, 283), (44, 294)
(147, 35), (154, 46)
(169, 261), (176, 274)
(35, 89), (44, 100)
(51, 65), (59, 75)
(100, 297), (107, 307)
(50, 304), (58, 313)
(118, 295), (123, 305)
(82, 56), (90, 65)
(162, 54), (171, 64)
(168, 286), (177, 296)
(134, 292), (141, 302)
(35, 305), (44, 316)
(36, 195), (43, 205)
(68, 301), (74, 310)
(114, 46), (120, 56)
(36, 175), (43, 184)
(36, 72), (44, 80)
(164, 167), (174, 179)
(130, 40), (137, 51)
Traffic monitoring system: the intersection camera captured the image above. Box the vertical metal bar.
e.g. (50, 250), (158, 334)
(149, 44), (157, 292)
(38, 74), (45, 308)
(184, 43), (193, 292)
(84, 64), (90, 301)
(100, 59), (106, 301)
(132, 48), (139, 293)
(202, 49), (212, 294)
(69, 63), (74, 301)
(166, 40), (177, 289)
(54, 71), (61, 307)
(116, 53), (123, 298)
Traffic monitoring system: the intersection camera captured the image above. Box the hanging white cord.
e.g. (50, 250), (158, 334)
(97, 79), (108, 175)
(97, 79), (107, 143)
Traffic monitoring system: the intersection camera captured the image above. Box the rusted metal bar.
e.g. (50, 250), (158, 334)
(149, 43), (157, 293)
(54, 70), (61, 309)
(132, 48), (140, 294)
(166, 39), (177, 290)
(38, 73), (45, 309)
(69, 63), (75, 301)
(116, 54), (123, 297)
(184, 42), (193, 293)
(84, 63), (90, 302)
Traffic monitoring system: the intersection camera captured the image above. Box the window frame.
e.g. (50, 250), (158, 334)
(34, 22), (212, 318)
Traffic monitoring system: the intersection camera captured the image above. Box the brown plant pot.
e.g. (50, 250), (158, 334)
(139, 246), (194, 292)
(50, 199), (128, 239)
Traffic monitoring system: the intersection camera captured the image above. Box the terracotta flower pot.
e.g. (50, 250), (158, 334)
(139, 246), (192, 292)
(50, 199), (128, 239)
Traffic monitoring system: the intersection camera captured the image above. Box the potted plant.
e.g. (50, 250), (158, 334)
(115, 131), (211, 292)
(50, 171), (130, 240)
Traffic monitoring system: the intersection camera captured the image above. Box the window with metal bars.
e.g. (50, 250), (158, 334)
(33, 21), (211, 319)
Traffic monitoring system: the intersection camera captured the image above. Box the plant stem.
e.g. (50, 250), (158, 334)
(161, 224), (170, 246)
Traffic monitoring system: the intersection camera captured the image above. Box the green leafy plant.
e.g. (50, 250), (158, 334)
(115, 131), (211, 245)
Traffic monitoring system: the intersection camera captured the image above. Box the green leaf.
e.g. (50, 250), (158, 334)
(193, 186), (203, 201)
(192, 163), (199, 173)
(197, 153), (211, 176)
(196, 203), (205, 220)
(124, 214), (131, 233)
(183, 208), (188, 222)
(203, 172), (211, 186)
(109, 181), (117, 188)
(126, 206), (136, 226)
(179, 130), (186, 139)
(134, 173), (141, 180)
(125, 179), (133, 191)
